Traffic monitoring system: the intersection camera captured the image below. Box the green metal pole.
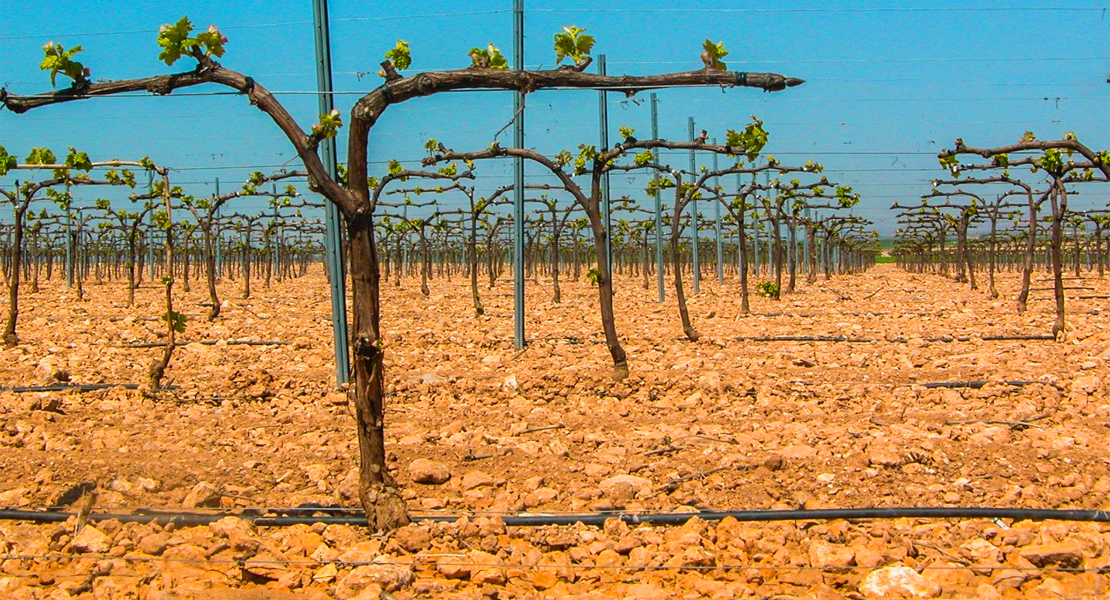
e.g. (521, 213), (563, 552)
(712, 141), (722, 285)
(599, 55), (611, 277)
(651, 93), (664, 302)
(147, 171), (156, 282)
(65, 182), (73, 287)
(513, 0), (526, 349)
(312, 0), (350, 385)
(687, 117), (699, 294)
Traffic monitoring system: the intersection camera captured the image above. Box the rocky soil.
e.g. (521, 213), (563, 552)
(1, 263), (1109, 599)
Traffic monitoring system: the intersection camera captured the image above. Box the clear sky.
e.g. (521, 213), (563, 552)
(2, 1), (1109, 234)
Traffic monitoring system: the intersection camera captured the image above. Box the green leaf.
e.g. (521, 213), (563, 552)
(938, 153), (960, 176)
(701, 39), (729, 70)
(0, 145), (16, 177)
(756, 280), (780, 299)
(157, 17), (196, 66)
(725, 116), (768, 161)
(26, 147), (57, 166)
(40, 41), (89, 87)
(161, 310), (187, 334)
(554, 26), (594, 67)
(385, 40), (411, 71)
(487, 43), (509, 70)
(387, 159), (403, 176)
(469, 43), (509, 70)
(634, 151), (653, 166)
(65, 146), (92, 172)
(619, 126), (635, 139)
(194, 24), (227, 58)
(311, 108), (343, 139)
(586, 267), (601, 286)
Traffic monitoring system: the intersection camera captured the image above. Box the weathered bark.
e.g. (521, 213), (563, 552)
(670, 189), (701, 341)
(346, 215), (409, 531)
(205, 228), (221, 319)
(1049, 183), (1067, 340)
(3, 205), (26, 347)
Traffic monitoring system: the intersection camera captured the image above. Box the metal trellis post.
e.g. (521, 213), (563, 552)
(650, 93), (664, 302)
(312, 0), (351, 385)
(513, 0), (526, 349)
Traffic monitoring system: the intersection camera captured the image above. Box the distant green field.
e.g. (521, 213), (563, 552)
(874, 256), (896, 263)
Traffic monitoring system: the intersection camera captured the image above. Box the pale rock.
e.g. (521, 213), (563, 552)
(137, 533), (169, 556)
(323, 523), (360, 548)
(339, 541), (382, 564)
(303, 463), (330, 484)
(460, 470), (496, 490)
(1028, 577), (1068, 599)
(1072, 375), (1102, 396)
(678, 391), (703, 407)
(502, 374), (518, 391)
(71, 526), (112, 554)
(859, 565), (941, 599)
(437, 555), (470, 579)
(311, 543), (340, 563)
(780, 444), (817, 460)
(697, 372), (722, 391)
(623, 583), (670, 600)
(391, 524), (432, 553)
(809, 539), (855, 570)
(335, 561), (414, 596)
(627, 546), (656, 568)
(182, 481), (221, 508)
(0, 488), (30, 507)
(408, 459), (450, 485)
(960, 538), (1002, 564)
(599, 474), (652, 498)
(1019, 541), (1084, 568)
(408, 373), (447, 385)
(313, 563), (338, 583)
(975, 583), (1002, 600)
(867, 445), (903, 468)
(243, 549), (288, 580)
(468, 549), (505, 584)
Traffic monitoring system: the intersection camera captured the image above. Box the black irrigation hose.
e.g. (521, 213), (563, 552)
(735, 336), (874, 343)
(123, 340), (289, 349)
(921, 380), (1039, 389)
(3, 506), (1110, 529)
(736, 334), (1055, 344)
(0, 384), (180, 393)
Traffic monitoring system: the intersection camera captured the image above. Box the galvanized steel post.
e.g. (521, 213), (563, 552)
(312, 0), (351, 385)
(512, 0), (526, 349)
(650, 93), (663, 302)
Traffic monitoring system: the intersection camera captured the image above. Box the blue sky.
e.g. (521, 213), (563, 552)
(2, 1), (1109, 234)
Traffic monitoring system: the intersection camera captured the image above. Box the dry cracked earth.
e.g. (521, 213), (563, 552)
(1, 262), (1109, 599)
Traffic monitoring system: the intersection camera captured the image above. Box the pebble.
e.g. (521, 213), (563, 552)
(408, 458), (451, 484)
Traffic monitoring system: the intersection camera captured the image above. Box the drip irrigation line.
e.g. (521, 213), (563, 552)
(921, 380), (1038, 389)
(121, 340), (289, 348)
(734, 334), (1054, 344)
(3, 506), (1110, 529)
(0, 383), (177, 393)
(0, 552), (1102, 574)
(735, 335), (874, 343)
